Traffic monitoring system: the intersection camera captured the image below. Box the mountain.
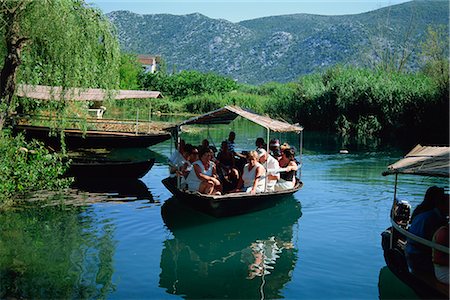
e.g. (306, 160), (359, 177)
(107, 1), (449, 84)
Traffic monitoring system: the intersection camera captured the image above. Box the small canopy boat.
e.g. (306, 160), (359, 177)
(162, 105), (304, 217)
(13, 124), (171, 150)
(13, 84), (171, 150)
(381, 144), (449, 299)
(66, 157), (155, 179)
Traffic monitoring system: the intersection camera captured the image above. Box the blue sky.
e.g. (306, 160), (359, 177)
(89, 0), (412, 22)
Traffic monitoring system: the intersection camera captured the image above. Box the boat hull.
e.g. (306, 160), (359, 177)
(66, 158), (155, 179)
(13, 125), (171, 150)
(162, 177), (303, 217)
(381, 227), (449, 299)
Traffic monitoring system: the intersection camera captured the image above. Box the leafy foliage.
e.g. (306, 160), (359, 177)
(139, 69), (238, 100)
(0, 132), (71, 209)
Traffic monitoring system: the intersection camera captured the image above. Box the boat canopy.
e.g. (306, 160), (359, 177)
(16, 84), (163, 101)
(383, 144), (450, 178)
(177, 105), (303, 133)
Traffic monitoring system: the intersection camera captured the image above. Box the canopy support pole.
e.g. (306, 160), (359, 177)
(176, 126), (181, 189)
(265, 127), (270, 192)
(390, 173), (399, 249)
(298, 130), (303, 180)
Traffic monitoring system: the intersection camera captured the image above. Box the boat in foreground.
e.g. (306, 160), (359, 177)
(163, 105), (304, 217)
(381, 144), (449, 299)
(13, 125), (171, 150)
(66, 157), (155, 179)
(162, 177), (302, 217)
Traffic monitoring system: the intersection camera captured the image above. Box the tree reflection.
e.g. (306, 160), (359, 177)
(0, 203), (116, 299)
(159, 196), (302, 299)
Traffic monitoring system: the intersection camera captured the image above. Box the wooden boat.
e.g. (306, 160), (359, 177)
(381, 145), (449, 299)
(13, 125), (171, 150)
(66, 157), (155, 179)
(163, 105), (304, 217)
(162, 177), (302, 217)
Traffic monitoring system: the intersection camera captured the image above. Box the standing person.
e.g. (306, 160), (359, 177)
(216, 140), (239, 192)
(269, 139), (281, 160)
(233, 150), (266, 194)
(185, 147), (222, 195)
(275, 148), (298, 191)
(226, 131), (246, 159)
(405, 187), (447, 275)
(257, 148), (280, 192)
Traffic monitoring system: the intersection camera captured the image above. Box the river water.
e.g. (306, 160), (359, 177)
(0, 119), (448, 299)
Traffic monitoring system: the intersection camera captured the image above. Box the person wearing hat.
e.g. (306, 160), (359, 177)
(257, 148), (280, 192)
(269, 139), (281, 160)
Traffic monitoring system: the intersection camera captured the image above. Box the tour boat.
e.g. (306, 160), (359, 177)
(381, 144), (449, 299)
(162, 105), (304, 217)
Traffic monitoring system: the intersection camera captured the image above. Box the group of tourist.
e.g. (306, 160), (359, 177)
(168, 132), (299, 195)
(405, 186), (449, 284)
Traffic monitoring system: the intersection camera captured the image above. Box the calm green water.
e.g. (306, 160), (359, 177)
(1, 119), (448, 299)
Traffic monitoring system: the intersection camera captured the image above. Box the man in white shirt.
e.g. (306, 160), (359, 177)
(257, 148), (280, 192)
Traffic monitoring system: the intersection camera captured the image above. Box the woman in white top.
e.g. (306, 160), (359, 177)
(185, 147), (222, 195)
(234, 150), (266, 194)
(275, 148), (298, 191)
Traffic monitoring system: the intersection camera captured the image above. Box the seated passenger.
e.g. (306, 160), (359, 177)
(185, 147), (222, 195)
(200, 138), (217, 154)
(216, 141), (239, 192)
(406, 186), (447, 275)
(274, 148), (298, 191)
(168, 141), (189, 178)
(432, 223), (449, 284)
(233, 150), (266, 194)
(257, 148), (279, 192)
(255, 137), (266, 150)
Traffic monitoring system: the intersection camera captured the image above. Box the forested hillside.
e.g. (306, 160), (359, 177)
(108, 0), (448, 84)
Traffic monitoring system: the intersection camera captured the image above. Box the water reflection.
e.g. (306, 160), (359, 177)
(0, 204), (116, 298)
(159, 197), (302, 299)
(378, 266), (419, 299)
(72, 178), (154, 202)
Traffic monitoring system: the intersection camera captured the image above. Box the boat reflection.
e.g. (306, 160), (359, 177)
(378, 266), (419, 300)
(159, 196), (302, 299)
(72, 178), (154, 202)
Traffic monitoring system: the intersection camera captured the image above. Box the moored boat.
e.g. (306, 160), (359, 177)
(66, 157), (155, 179)
(381, 144), (449, 299)
(162, 105), (304, 217)
(13, 125), (171, 150)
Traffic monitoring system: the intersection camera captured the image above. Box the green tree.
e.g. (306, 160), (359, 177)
(421, 25), (449, 90)
(119, 53), (142, 90)
(0, 0), (120, 130)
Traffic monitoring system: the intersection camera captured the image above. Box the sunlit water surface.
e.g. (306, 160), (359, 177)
(1, 119), (448, 299)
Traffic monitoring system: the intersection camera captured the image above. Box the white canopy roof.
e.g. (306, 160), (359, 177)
(383, 144), (450, 177)
(178, 105), (303, 133)
(16, 84), (162, 101)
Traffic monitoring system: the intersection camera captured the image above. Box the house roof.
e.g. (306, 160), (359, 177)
(178, 105), (303, 133)
(16, 84), (162, 101)
(383, 144), (450, 177)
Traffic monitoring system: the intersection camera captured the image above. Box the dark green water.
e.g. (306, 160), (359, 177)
(1, 118), (448, 299)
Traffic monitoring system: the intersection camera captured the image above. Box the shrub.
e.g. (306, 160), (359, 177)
(0, 132), (71, 209)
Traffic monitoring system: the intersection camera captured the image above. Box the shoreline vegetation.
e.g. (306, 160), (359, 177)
(0, 0), (448, 208)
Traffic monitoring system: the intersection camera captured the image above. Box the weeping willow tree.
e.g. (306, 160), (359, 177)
(0, 0), (121, 130)
(0, 0), (120, 206)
